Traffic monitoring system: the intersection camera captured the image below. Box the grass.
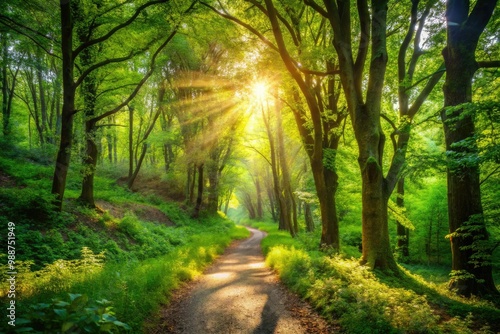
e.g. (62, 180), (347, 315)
(0, 153), (250, 332)
(246, 220), (500, 334)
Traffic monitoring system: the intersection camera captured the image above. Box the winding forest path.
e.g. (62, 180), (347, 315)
(148, 227), (332, 334)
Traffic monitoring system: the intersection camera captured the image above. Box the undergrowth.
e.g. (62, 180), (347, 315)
(247, 220), (500, 334)
(0, 154), (249, 332)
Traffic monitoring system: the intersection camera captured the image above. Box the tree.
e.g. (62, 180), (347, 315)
(441, 0), (499, 296)
(299, 0), (445, 271)
(74, 1), (197, 208)
(204, 0), (345, 249)
(390, 0), (444, 260)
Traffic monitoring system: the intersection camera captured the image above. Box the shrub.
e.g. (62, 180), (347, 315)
(17, 293), (130, 333)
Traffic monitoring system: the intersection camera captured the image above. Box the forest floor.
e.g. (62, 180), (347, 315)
(147, 227), (335, 334)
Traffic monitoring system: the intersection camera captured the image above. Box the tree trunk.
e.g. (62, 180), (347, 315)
(189, 164), (197, 204)
(396, 178), (409, 259)
(1, 32), (10, 136)
(192, 164), (204, 218)
(441, 0), (498, 296)
(36, 54), (49, 144)
(79, 120), (98, 207)
(255, 177), (263, 219)
(128, 143), (147, 189)
(305, 202), (314, 232)
(207, 165), (219, 214)
(51, 1), (75, 210)
(262, 102), (287, 230)
(107, 133), (113, 163)
(275, 92), (296, 237)
(128, 106), (134, 181)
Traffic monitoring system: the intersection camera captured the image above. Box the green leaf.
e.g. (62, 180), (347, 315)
(68, 293), (82, 301)
(54, 301), (70, 308)
(99, 323), (113, 332)
(69, 294), (88, 311)
(53, 308), (68, 319)
(61, 321), (75, 332)
(113, 320), (131, 329)
(15, 318), (31, 325)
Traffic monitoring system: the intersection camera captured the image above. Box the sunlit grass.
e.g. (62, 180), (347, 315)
(0, 221), (249, 332)
(247, 220), (500, 333)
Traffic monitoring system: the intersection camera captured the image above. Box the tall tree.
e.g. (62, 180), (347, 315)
(75, 1), (197, 208)
(390, 0), (444, 259)
(441, 0), (499, 296)
(204, 0), (345, 249)
(48, 0), (199, 210)
(302, 0), (442, 271)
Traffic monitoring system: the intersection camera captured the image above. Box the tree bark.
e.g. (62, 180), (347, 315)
(275, 92), (296, 237)
(259, 0), (340, 248)
(51, 0), (75, 210)
(192, 164), (204, 218)
(128, 105), (134, 181)
(305, 202), (314, 232)
(2, 32), (10, 136)
(79, 120), (98, 207)
(255, 177), (263, 219)
(441, 0), (499, 297)
(396, 178), (409, 259)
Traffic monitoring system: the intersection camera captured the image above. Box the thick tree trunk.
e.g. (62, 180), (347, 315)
(311, 159), (339, 248)
(442, 49), (497, 296)
(357, 131), (398, 273)
(441, 0), (499, 296)
(51, 1), (75, 210)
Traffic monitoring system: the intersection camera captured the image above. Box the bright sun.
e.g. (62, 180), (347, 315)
(251, 81), (267, 100)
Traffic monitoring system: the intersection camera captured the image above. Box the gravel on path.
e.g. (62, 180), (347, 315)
(148, 227), (333, 334)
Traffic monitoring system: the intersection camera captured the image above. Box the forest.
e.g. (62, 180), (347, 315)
(0, 0), (499, 332)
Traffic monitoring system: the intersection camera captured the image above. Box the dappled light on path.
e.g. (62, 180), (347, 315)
(150, 227), (329, 333)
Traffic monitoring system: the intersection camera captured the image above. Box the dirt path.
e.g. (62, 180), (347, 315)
(148, 227), (332, 334)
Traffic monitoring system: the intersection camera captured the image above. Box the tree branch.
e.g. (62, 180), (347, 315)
(381, 113), (397, 153)
(201, 1), (337, 76)
(244, 144), (273, 167)
(408, 63), (445, 118)
(73, 0), (170, 59)
(477, 60), (500, 68)
(404, 67), (446, 92)
(480, 165), (500, 186)
(0, 17), (61, 59)
(245, 0), (300, 47)
(303, 0), (328, 18)
(0, 15), (56, 42)
(75, 35), (160, 88)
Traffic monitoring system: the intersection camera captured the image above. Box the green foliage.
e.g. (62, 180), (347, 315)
(16, 293), (130, 333)
(322, 148), (337, 172)
(250, 221), (499, 333)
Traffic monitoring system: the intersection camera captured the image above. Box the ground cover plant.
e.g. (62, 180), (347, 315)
(0, 153), (249, 332)
(247, 220), (500, 333)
